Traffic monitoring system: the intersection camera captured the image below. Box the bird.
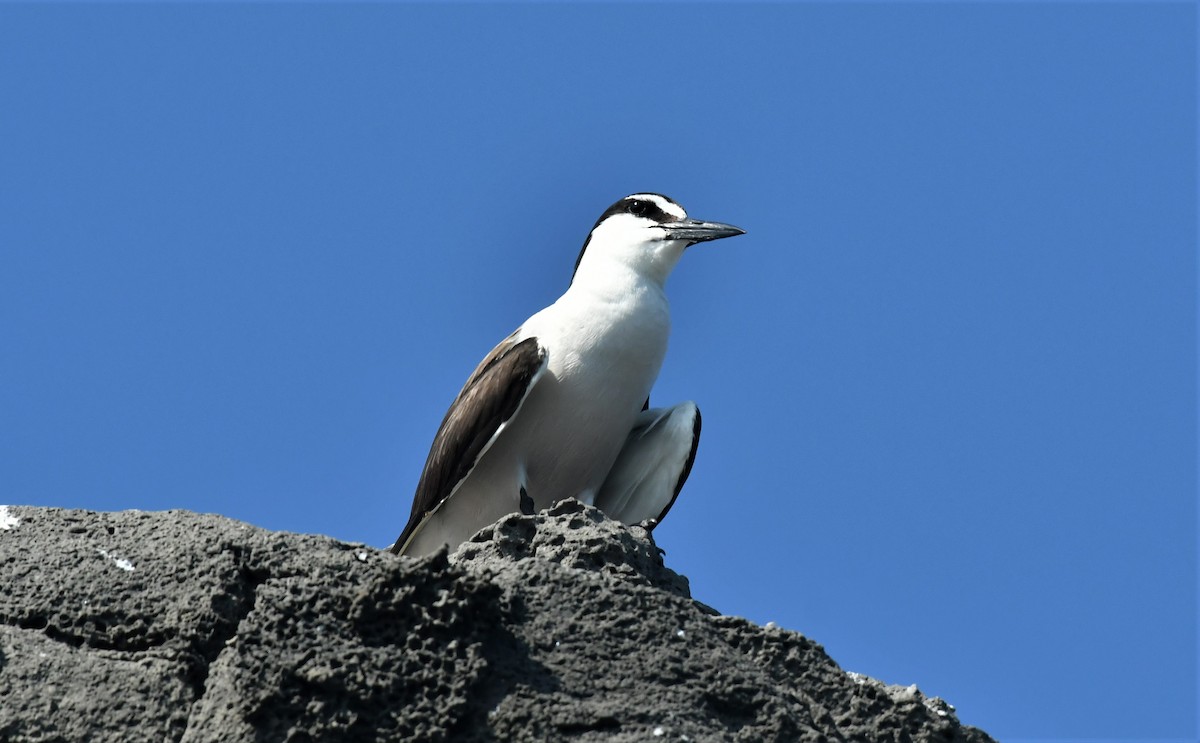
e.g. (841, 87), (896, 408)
(392, 193), (744, 557)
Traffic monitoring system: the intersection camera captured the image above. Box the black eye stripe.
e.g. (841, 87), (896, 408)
(591, 193), (680, 228)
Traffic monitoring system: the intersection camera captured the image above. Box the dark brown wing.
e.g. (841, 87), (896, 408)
(391, 333), (546, 553)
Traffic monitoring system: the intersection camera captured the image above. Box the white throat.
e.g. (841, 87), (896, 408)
(573, 230), (688, 291)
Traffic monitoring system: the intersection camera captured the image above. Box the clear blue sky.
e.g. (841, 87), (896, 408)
(1, 4), (1194, 740)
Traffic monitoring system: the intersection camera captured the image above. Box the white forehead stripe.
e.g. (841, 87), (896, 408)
(630, 193), (687, 220)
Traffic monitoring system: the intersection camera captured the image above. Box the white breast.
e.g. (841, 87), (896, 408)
(504, 275), (672, 508)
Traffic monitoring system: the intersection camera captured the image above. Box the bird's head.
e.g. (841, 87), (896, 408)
(570, 193), (745, 288)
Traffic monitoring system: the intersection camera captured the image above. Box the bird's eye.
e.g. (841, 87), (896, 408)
(627, 200), (648, 217)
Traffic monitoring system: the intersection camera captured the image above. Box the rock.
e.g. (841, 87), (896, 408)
(0, 502), (995, 742)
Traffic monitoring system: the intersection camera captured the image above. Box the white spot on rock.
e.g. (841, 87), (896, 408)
(675, 629), (686, 639)
(355, 551), (368, 563)
(0, 506), (19, 531)
(652, 726), (665, 737)
(96, 548), (135, 572)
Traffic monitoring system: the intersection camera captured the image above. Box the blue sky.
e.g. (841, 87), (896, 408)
(1, 3), (1195, 740)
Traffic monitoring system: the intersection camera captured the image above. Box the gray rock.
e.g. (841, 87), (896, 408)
(0, 501), (995, 742)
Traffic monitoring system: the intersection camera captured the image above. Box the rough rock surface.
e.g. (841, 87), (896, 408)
(0, 501), (995, 742)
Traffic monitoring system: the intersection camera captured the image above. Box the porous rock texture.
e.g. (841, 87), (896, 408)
(0, 501), (995, 742)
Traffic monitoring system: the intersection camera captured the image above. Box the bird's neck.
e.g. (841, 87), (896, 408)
(566, 260), (670, 307)
(571, 241), (685, 295)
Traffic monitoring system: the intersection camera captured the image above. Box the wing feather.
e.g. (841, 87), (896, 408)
(391, 333), (546, 553)
(593, 402), (701, 528)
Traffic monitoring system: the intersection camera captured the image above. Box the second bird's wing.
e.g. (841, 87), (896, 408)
(392, 332), (547, 555)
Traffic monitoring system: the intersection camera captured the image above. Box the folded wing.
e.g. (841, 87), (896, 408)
(392, 333), (547, 555)
(593, 401), (701, 527)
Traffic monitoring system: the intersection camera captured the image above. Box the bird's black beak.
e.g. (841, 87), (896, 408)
(662, 218), (746, 245)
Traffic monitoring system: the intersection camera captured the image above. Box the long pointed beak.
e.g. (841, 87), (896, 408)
(663, 218), (746, 245)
